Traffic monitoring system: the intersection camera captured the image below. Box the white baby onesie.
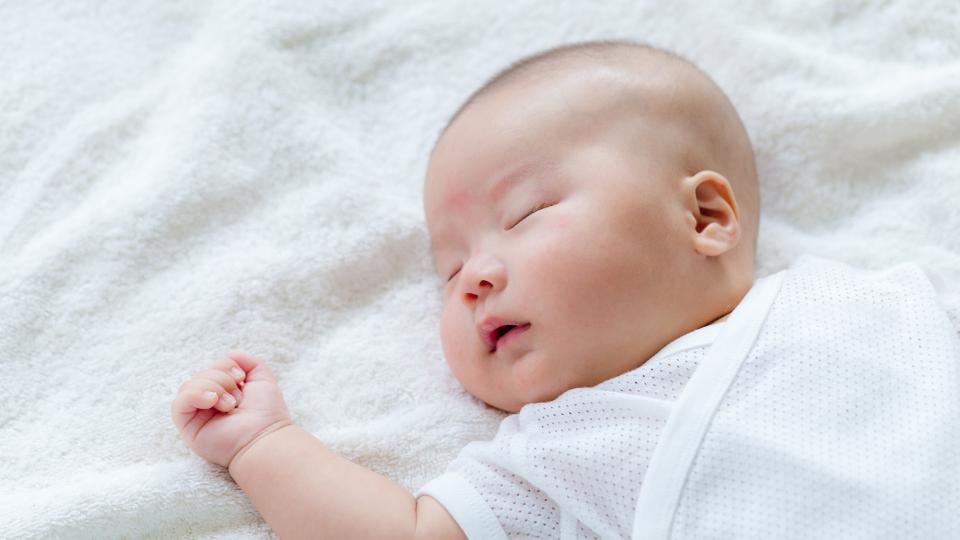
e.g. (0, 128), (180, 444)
(416, 317), (724, 539)
(635, 255), (960, 539)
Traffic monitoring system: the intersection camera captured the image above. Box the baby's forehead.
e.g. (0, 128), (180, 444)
(436, 62), (711, 161)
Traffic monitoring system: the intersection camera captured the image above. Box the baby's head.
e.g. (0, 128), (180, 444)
(424, 40), (758, 413)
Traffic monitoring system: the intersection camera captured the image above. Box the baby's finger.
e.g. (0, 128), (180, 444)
(210, 357), (247, 387)
(181, 377), (237, 413)
(194, 368), (242, 400)
(171, 379), (220, 419)
(227, 351), (277, 384)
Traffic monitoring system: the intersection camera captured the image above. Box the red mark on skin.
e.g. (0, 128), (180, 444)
(445, 189), (470, 211)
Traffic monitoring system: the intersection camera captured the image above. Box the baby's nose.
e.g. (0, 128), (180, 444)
(464, 279), (495, 302)
(458, 254), (506, 303)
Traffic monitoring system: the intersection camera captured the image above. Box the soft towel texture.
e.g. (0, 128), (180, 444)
(1, 1), (958, 538)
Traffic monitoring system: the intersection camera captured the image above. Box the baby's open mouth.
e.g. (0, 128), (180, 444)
(495, 325), (516, 338)
(478, 317), (531, 352)
(491, 323), (531, 352)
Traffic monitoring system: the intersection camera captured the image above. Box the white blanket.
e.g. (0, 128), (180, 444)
(1, 1), (958, 538)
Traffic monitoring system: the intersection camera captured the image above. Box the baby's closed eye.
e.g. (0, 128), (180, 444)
(508, 201), (556, 230)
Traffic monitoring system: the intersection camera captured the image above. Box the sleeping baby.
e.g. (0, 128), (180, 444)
(171, 40), (960, 539)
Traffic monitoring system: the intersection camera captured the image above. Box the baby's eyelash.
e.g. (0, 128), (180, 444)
(509, 202), (554, 229)
(447, 267), (461, 282)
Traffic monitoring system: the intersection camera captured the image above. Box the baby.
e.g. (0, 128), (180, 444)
(171, 40), (960, 539)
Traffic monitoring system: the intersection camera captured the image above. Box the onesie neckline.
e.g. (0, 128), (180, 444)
(647, 321), (725, 365)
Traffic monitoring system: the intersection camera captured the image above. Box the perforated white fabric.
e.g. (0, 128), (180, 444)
(416, 322), (720, 539)
(635, 255), (960, 539)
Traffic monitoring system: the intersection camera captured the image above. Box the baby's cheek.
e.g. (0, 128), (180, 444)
(528, 222), (598, 300)
(526, 216), (575, 270)
(439, 305), (485, 379)
(439, 306), (469, 361)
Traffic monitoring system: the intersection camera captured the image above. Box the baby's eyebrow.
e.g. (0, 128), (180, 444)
(428, 160), (554, 255)
(487, 161), (543, 203)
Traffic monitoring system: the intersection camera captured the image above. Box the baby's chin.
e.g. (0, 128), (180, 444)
(474, 386), (530, 414)
(467, 383), (524, 414)
(488, 381), (571, 414)
(456, 350), (573, 413)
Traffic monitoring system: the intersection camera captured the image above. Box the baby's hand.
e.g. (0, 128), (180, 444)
(171, 351), (293, 469)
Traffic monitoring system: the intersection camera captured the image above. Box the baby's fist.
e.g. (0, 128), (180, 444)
(171, 351), (293, 468)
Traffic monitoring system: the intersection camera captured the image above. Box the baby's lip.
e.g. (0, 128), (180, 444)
(477, 316), (530, 353)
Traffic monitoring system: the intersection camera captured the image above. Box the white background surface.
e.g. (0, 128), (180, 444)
(1, 1), (958, 537)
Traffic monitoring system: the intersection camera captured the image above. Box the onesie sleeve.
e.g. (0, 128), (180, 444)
(414, 415), (562, 539)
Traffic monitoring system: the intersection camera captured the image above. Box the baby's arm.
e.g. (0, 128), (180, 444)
(171, 351), (465, 540)
(227, 424), (466, 540)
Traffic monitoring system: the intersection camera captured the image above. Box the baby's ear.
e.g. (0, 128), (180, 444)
(683, 170), (741, 257)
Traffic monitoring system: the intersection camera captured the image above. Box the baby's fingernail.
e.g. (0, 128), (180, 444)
(204, 391), (217, 401)
(221, 393), (236, 406)
(231, 390), (242, 403)
(230, 367), (245, 380)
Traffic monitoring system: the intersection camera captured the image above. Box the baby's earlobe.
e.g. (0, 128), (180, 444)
(693, 222), (740, 257)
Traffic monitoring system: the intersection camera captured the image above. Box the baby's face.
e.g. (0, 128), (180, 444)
(425, 68), (706, 413)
